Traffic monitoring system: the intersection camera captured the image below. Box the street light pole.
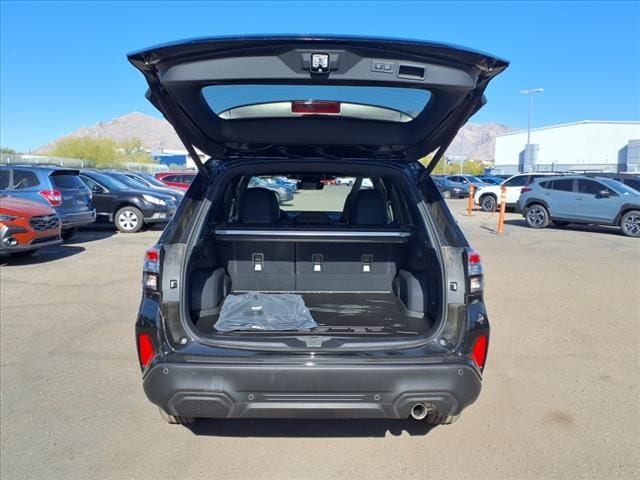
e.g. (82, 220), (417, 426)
(520, 88), (544, 170)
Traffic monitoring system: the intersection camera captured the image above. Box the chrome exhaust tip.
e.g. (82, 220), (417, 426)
(410, 403), (429, 420)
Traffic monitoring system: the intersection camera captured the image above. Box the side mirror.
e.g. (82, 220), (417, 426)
(597, 189), (610, 198)
(92, 185), (104, 194)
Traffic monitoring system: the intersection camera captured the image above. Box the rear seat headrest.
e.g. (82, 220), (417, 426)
(349, 189), (388, 225)
(239, 187), (280, 224)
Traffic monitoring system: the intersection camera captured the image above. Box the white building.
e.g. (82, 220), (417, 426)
(493, 121), (640, 174)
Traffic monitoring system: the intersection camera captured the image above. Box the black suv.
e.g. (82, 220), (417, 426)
(79, 170), (177, 233)
(131, 36), (507, 426)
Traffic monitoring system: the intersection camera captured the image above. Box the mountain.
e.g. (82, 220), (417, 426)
(36, 112), (185, 153)
(37, 112), (516, 160)
(447, 122), (517, 161)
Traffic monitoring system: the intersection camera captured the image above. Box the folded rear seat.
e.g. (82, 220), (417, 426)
(295, 189), (399, 292)
(221, 187), (295, 291)
(219, 188), (403, 293)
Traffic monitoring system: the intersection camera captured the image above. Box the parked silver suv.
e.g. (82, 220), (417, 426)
(517, 176), (640, 237)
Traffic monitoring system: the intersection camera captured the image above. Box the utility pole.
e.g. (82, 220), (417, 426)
(520, 88), (544, 170)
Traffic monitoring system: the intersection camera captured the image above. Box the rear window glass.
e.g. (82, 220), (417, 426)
(0, 170), (9, 189)
(202, 84), (431, 123)
(50, 173), (85, 190)
(12, 170), (40, 189)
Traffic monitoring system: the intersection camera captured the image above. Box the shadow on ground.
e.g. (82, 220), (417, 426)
(504, 219), (625, 237)
(0, 245), (85, 266)
(186, 418), (436, 438)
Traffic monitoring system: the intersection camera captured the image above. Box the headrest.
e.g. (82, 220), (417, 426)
(348, 189), (388, 225)
(239, 187), (280, 224)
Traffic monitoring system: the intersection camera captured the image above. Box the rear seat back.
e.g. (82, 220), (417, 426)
(219, 240), (295, 291)
(295, 242), (401, 292)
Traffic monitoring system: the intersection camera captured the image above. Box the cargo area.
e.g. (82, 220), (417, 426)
(184, 172), (444, 340)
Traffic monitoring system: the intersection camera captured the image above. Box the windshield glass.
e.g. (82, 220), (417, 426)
(599, 178), (640, 195)
(465, 176), (484, 183)
(134, 172), (168, 188)
(203, 85), (431, 122)
(110, 173), (147, 189)
(88, 172), (129, 190)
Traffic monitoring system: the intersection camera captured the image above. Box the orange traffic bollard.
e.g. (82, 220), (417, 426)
(466, 184), (475, 216)
(497, 185), (507, 234)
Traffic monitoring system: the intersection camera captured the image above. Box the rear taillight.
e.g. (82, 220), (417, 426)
(291, 100), (341, 115)
(470, 335), (488, 369)
(137, 332), (155, 368)
(39, 190), (62, 207)
(466, 248), (483, 293)
(521, 187), (532, 193)
(143, 246), (161, 292)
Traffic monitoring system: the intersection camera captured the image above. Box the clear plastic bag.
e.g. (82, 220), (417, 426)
(214, 292), (317, 332)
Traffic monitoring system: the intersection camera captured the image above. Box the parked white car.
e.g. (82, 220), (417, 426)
(474, 172), (558, 211)
(335, 177), (356, 186)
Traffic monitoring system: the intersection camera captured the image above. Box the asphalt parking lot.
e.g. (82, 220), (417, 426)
(1, 195), (639, 480)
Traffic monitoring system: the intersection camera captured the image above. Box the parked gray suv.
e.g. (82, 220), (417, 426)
(517, 176), (640, 237)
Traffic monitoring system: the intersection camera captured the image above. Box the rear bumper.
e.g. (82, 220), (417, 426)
(59, 209), (96, 229)
(142, 361), (482, 419)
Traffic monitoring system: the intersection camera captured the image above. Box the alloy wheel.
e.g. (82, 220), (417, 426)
(118, 210), (139, 231)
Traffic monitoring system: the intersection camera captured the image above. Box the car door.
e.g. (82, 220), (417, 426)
(79, 175), (115, 220)
(543, 178), (577, 218)
(128, 36), (508, 174)
(574, 179), (619, 223)
(160, 175), (183, 189)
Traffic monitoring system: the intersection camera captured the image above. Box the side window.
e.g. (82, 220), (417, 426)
(539, 180), (551, 189)
(577, 179), (605, 195)
(504, 175), (527, 187)
(0, 170), (10, 190)
(12, 170), (40, 189)
(81, 176), (104, 193)
(163, 175), (177, 182)
(551, 179), (574, 192)
(527, 175), (545, 184)
(182, 175), (195, 185)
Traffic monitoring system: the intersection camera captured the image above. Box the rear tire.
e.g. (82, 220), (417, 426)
(115, 206), (143, 233)
(61, 228), (77, 241)
(525, 204), (550, 229)
(480, 194), (497, 212)
(619, 210), (640, 237)
(159, 408), (196, 425)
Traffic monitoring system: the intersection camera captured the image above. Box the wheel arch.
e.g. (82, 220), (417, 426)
(614, 204), (640, 224)
(524, 198), (550, 210)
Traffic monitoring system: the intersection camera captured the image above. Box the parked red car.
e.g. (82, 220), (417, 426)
(154, 172), (197, 190)
(0, 196), (62, 256)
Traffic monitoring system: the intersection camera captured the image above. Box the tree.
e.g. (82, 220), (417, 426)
(1, 147), (17, 154)
(429, 157), (486, 175)
(50, 136), (154, 167)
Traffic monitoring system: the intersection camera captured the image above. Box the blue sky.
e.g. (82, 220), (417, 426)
(1, 0), (639, 152)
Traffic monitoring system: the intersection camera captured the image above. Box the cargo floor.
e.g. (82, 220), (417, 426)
(194, 292), (430, 336)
